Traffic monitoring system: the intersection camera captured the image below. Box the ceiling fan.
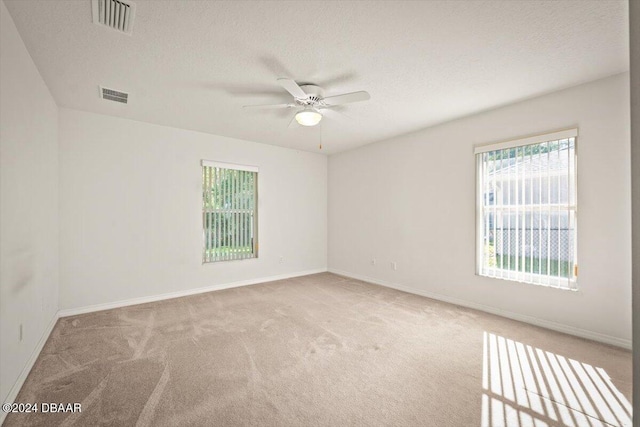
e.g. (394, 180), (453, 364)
(242, 78), (370, 127)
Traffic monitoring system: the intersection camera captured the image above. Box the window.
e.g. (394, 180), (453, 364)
(475, 129), (577, 289)
(202, 160), (258, 263)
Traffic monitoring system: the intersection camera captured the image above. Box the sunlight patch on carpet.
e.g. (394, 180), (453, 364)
(481, 332), (632, 427)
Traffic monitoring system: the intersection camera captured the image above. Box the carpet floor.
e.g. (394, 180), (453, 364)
(3, 273), (632, 427)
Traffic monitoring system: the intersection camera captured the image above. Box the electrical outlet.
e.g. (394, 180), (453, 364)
(371, 258), (376, 266)
(391, 262), (397, 271)
(279, 256), (284, 264)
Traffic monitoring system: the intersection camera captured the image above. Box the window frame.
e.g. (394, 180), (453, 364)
(201, 160), (259, 264)
(475, 129), (578, 290)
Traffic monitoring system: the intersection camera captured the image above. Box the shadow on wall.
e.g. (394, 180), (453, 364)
(481, 332), (632, 427)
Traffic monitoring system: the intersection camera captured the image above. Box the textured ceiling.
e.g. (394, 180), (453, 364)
(4, 0), (629, 154)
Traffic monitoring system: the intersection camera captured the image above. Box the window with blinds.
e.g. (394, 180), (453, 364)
(475, 129), (577, 289)
(202, 161), (258, 263)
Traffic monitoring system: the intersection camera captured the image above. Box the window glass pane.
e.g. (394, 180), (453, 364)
(202, 164), (257, 263)
(478, 137), (577, 289)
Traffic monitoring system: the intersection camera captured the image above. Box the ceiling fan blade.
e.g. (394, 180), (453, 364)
(277, 78), (308, 99)
(242, 103), (295, 109)
(319, 108), (350, 122)
(287, 112), (299, 128)
(323, 91), (370, 106)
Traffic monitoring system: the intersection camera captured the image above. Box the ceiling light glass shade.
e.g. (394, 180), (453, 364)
(295, 109), (322, 126)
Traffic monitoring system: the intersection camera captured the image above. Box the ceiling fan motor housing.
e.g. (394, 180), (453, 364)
(299, 85), (324, 105)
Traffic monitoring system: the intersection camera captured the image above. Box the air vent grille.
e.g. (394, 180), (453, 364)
(91, 0), (136, 34)
(100, 87), (128, 104)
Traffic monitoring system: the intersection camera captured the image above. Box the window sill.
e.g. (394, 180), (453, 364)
(477, 270), (577, 291)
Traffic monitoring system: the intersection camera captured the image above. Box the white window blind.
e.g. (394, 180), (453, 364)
(475, 129), (577, 289)
(202, 161), (258, 263)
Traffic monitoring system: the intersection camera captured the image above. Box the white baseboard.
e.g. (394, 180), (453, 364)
(328, 268), (632, 350)
(58, 268), (327, 318)
(1, 311), (59, 425)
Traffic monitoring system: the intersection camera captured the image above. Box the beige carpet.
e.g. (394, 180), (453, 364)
(3, 273), (632, 426)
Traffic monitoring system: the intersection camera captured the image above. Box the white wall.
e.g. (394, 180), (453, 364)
(58, 109), (327, 310)
(629, 0), (639, 417)
(0, 0), (59, 404)
(329, 73), (632, 344)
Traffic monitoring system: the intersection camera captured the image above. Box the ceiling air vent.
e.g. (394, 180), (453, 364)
(100, 86), (128, 104)
(91, 0), (136, 35)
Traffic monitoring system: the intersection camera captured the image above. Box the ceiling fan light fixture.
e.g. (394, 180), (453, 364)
(295, 109), (322, 126)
